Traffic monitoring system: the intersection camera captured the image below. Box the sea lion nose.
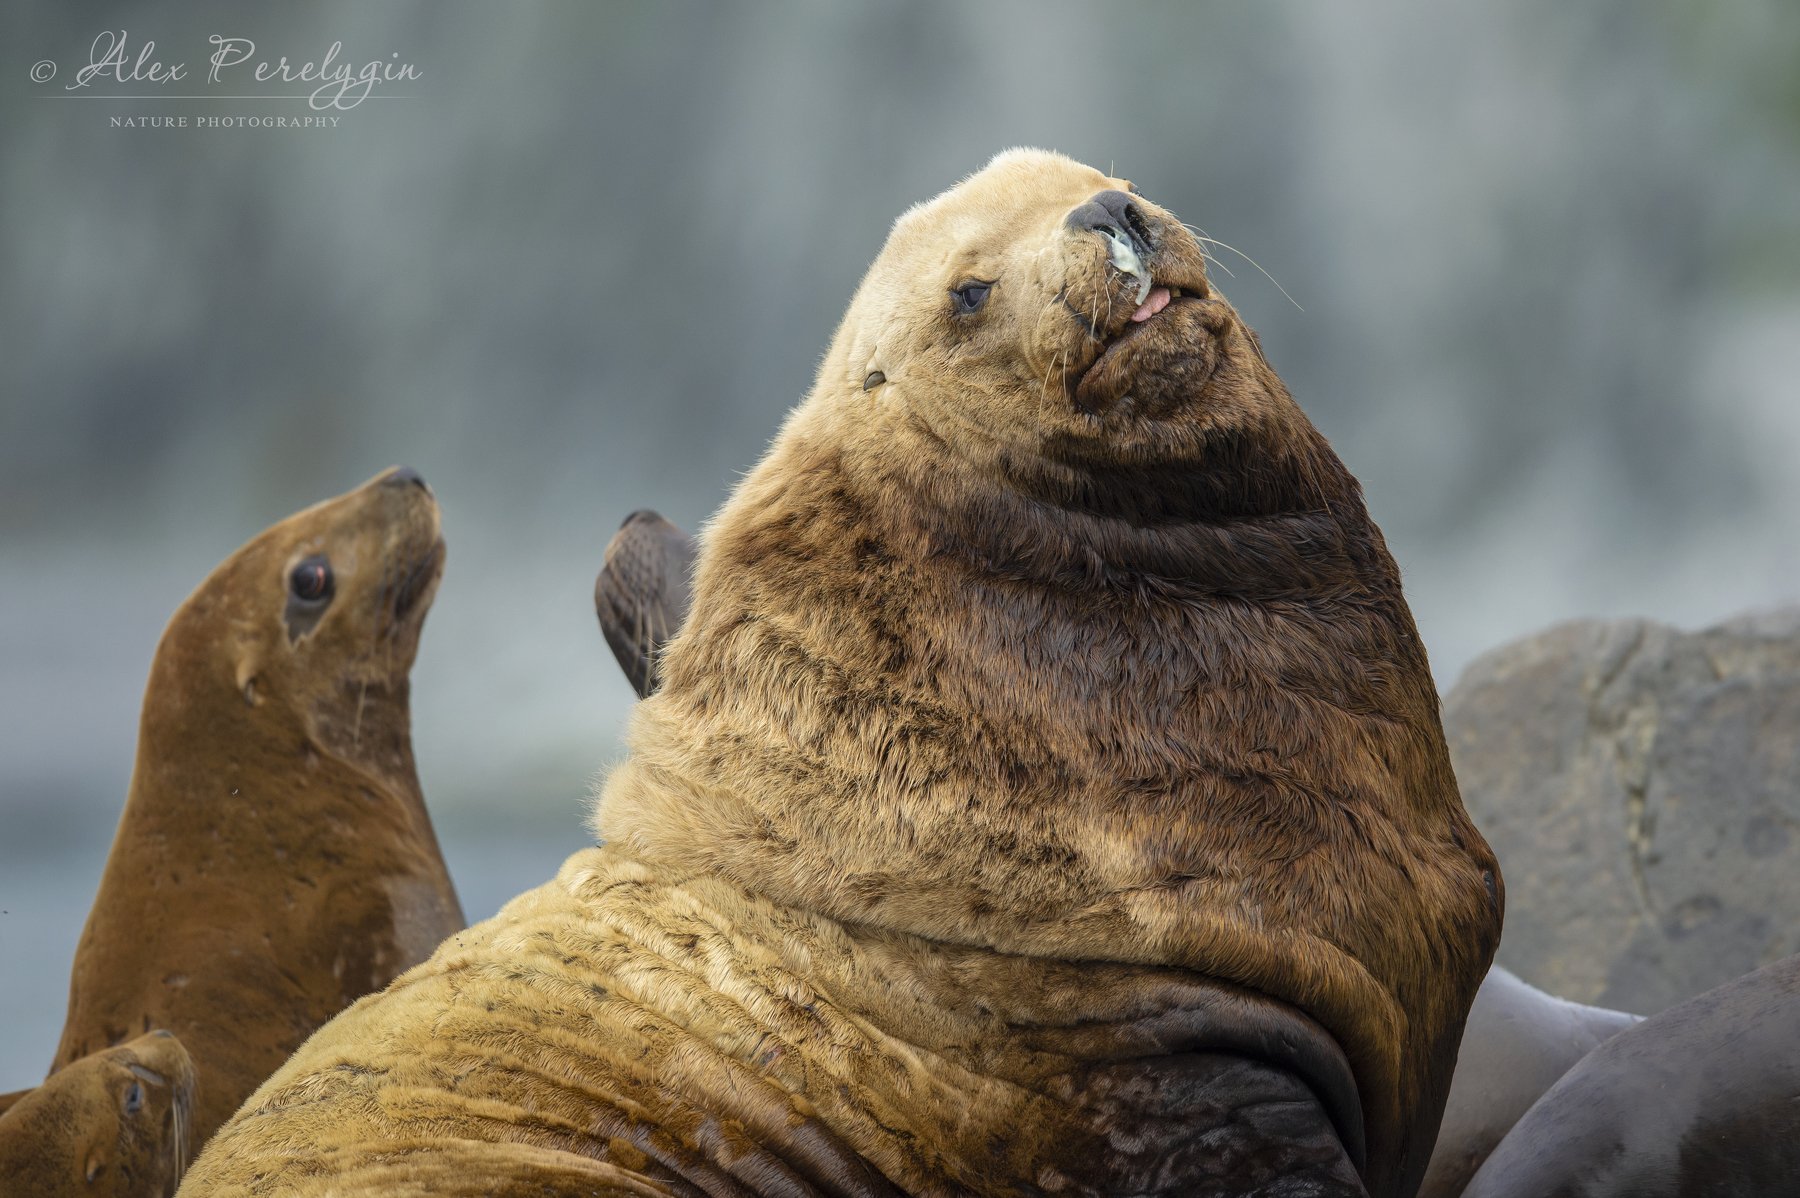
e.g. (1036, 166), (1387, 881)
(1065, 189), (1153, 251)
(381, 466), (430, 493)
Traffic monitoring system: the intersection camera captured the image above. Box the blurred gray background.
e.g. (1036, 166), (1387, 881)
(3, 1), (1798, 1089)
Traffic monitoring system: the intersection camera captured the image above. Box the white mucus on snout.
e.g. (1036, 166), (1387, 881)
(1103, 229), (1154, 304)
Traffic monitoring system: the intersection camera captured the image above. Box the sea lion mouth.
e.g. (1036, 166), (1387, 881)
(390, 537), (445, 623)
(1065, 275), (1209, 407)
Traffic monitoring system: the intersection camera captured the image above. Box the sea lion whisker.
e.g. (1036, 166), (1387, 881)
(173, 1083), (189, 1182)
(1038, 336), (1062, 411)
(1040, 339), (1070, 413)
(1186, 224), (1301, 311)
(1056, 293), (1102, 341)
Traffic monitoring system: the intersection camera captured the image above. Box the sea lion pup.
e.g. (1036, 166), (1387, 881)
(595, 509), (696, 697)
(1461, 953), (1800, 1198)
(53, 467), (463, 1147)
(0, 1030), (196, 1197)
(1419, 966), (1638, 1198)
(182, 150), (1499, 1198)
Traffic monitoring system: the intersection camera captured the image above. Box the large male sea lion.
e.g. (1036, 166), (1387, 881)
(1461, 953), (1800, 1197)
(181, 150), (1500, 1197)
(52, 467), (464, 1146)
(589, 523), (1633, 1198)
(0, 1030), (196, 1197)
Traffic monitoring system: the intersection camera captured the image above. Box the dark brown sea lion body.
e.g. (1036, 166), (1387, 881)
(1420, 966), (1638, 1198)
(0, 1030), (196, 1198)
(52, 468), (463, 1146)
(1461, 953), (1800, 1198)
(181, 151), (1499, 1197)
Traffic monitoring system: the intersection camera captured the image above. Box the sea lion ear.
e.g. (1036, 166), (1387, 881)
(235, 655), (262, 707)
(85, 1150), (105, 1182)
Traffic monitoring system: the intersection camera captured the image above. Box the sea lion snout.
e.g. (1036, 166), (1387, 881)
(379, 465), (431, 493)
(1064, 188), (1164, 313)
(1065, 188), (1156, 253)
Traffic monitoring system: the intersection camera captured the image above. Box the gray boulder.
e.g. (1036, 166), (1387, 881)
(1443, 608), (1800, 1014)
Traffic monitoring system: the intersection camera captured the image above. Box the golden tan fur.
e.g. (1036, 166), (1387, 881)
(54, 470), (463, 1146)
(182, 151), (1499, 1197)
(0, 1031), (196, 1198)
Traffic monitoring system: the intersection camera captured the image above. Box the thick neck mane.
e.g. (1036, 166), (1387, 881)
(595, 388), (1493, 1196)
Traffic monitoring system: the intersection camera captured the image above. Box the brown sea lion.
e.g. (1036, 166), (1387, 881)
(0, 1030), (196, 1197)
(595, 509), (696, 698)
(52, 467), (463, 1146)
(181, 149), (1500, 1197)
(589, 524), (1633, 1198)
(1461, 953), (1800, 1197)
(1420, 966), (1638, 1198)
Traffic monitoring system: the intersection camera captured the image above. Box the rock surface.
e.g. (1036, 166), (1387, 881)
(1443, 608), (1800, 1014)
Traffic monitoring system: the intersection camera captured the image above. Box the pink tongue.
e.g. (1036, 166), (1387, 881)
(1131, 285), (1172, 323)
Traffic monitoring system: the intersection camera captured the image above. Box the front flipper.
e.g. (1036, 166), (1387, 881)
(595, 510), (696, 698)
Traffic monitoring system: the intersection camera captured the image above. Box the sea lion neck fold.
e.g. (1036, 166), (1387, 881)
(598, 149), (1500, 1198)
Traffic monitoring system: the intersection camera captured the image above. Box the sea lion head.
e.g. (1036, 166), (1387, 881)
(142, 466), (444, 772)
(601, 150), (1501, 1198)
(0, 1031), (197, 1197)
(834, 147), (1301, 517)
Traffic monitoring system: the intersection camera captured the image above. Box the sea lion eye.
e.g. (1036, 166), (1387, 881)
(951, 281), (993, 314)
(122, 1081), (143, 1115)
(289, 557), (333, 603)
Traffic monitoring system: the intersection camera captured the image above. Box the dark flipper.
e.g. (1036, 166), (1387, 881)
(596, 510), (696, 698)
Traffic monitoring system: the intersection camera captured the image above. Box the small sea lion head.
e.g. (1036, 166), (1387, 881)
(834, 148), (1292, 508)
(149, 466), (444, 764)
(0, 1030), (197, 1197)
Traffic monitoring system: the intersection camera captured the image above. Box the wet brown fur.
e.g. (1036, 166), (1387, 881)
(182, 151), (1498, 1197)
(53, 471), (463, 1147)
(0, 1031), (197, 1198)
